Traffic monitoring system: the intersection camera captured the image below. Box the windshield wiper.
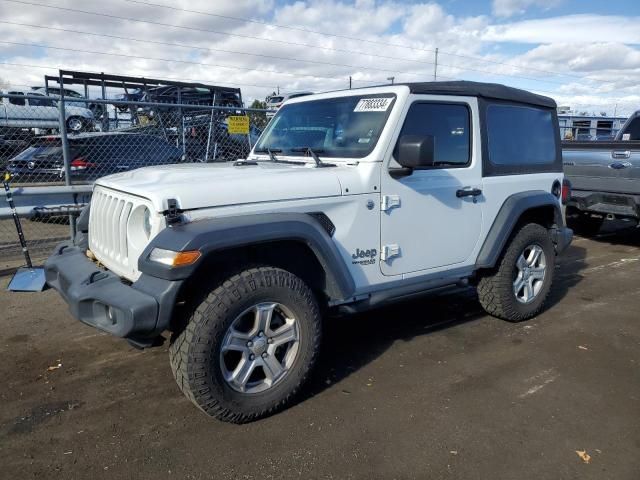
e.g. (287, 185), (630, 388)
(254, 147), (282, 162)
(290, 147), (335, 168)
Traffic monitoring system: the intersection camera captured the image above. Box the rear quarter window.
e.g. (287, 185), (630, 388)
(484, 103), (560, 176)
(487, 105), (556, 165)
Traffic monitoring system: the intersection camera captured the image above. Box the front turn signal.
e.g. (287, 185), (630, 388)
(149, 248), (201, 267)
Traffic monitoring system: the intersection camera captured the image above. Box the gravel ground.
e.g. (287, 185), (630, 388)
(0, 223), (639, 480)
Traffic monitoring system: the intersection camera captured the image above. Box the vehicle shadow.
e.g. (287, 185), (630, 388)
(300, 241), (589, 402)
(588, 219), (640, 247)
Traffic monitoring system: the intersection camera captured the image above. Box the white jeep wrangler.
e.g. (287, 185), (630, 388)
(45, 81), (573, 423)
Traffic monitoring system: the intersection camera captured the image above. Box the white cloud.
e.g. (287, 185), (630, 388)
(0, 0), (638, 115)
(492, 0), (563, 18)
(484, 14), (640, 44)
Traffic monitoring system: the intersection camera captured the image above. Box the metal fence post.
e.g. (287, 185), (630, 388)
(57, 82), (76, 239)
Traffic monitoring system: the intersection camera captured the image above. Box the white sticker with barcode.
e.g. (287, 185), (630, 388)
(622, 133), (631, 141)
(354, 97), (392, 112)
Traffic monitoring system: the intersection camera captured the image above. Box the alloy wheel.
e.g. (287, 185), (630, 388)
(220, 302), (300, 394)
(513, 243), (547, 304)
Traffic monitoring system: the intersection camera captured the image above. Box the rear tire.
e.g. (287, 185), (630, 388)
(477, 223), (555, 322)
(169, 266), (321, 423)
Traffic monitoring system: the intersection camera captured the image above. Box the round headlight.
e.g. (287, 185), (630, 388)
(143, 207), (152, 239)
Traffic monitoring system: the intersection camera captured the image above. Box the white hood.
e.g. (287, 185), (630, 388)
(96, 161), (344, 212)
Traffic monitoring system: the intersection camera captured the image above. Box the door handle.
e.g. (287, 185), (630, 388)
(612, 150), (631, 159)
(456, 187), (482, 198)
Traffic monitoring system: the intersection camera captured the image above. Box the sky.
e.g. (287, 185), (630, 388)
(0, 0), (639, 115)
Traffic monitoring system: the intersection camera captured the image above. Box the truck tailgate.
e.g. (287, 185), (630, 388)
(562, 141), (640, 195)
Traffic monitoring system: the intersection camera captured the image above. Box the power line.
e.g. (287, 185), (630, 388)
(121, 0), (602, 84)
(0, 20), (562, 88)
(0, 40), (392, 85)
(2, 63), (633, 113)
(0, 0), (594, 87)
(0, 20), (446, 79)
(0, 61), (284, 92)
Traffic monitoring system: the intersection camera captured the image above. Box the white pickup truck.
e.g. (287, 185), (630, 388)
(0, 89), (94, 133)
(45, 81), (573, 423)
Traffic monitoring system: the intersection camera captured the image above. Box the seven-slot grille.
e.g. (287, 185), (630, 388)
(88, 187), (134, 268)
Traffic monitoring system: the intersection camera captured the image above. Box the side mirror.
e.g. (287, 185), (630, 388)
(395, 134), (435, 169)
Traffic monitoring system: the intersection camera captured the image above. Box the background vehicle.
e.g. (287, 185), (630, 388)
(0, 135), (30, 166)
(30, 86), (84, 99)
(265, 91), (313, 118)
(0, 90), (94, 132)
(116, 85), (243, 111)
(7, 132), (183, 181)
(45, 81), (571, 423)
(31, 86), (107, 123)
(563, 110), (640, 235)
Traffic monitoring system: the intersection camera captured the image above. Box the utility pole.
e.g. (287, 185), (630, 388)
(434, 47), (439, 81)
(277, 86), (280, 95)
(349, 76), (352, 89)
(387, 76), (395, 85)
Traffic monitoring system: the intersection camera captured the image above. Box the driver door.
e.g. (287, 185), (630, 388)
(380, 97), (483, 276)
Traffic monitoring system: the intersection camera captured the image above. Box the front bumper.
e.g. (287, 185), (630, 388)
(45, 242), (181, 343)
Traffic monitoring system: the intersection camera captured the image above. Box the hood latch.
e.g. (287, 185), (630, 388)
(163, 198), (183, 225)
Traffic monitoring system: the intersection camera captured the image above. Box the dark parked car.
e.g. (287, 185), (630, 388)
(7, 132), (184, 182)
(0, 135), (30, 164)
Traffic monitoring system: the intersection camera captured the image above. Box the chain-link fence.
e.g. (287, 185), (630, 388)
(1, 92), (269, 268)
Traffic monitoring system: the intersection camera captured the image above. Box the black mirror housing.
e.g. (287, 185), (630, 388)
(396, 134), (435, 169)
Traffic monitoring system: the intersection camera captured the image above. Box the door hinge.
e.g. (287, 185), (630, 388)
(381, 244), (400, 262)
(381, 195), (401, 212)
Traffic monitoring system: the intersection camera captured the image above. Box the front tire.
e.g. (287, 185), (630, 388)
(169, 266), (321, 423)
(477, 223), (555, 322)
(66, 116), (85, 133)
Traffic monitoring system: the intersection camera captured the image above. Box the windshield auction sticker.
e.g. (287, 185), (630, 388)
(354, 98), (392, 112)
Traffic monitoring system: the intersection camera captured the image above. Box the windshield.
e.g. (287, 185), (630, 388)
(14, 146), (62, 160)
(255, 94), (396, 158)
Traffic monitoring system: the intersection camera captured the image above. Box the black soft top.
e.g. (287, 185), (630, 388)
(399, 81), (556, 109)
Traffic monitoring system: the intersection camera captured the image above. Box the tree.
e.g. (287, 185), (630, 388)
(248, 99), (268, 130)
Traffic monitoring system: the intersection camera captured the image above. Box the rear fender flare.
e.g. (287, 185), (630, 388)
(476, 191), (563, 269)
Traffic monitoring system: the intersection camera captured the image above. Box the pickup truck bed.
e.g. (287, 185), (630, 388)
(563, 140), (640, 223)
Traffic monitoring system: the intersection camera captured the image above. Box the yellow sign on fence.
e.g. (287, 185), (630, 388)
(227, 116), (250, 135)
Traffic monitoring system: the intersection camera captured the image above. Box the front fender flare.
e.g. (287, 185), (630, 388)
(138, 213), (355, 301)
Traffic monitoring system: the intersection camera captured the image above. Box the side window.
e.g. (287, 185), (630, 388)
(29, 95), (55, 107)
(8, 92), (25, 106)
(395, 103), (470, 167)
(623, 118), (640, 141)
(486, 105), (556, 166)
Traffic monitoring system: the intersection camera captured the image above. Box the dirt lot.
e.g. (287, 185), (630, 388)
(1, 224), (639, 480)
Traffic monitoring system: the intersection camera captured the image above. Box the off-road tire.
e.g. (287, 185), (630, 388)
(169, 266), (321, 423)
(477, 223), (555, 322)
(566, 207), (603, 237)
